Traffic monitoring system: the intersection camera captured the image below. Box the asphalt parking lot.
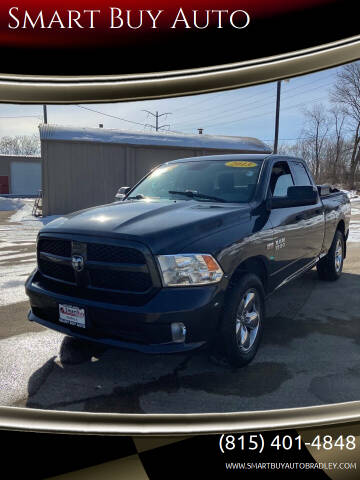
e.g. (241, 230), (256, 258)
(0, 206), (360, 414)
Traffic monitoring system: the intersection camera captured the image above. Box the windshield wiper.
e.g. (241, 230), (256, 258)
(168, 190), (227, 203)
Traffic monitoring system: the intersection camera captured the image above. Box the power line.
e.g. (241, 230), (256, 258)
(74, 105), (186, 135)
(142, 110), (172, 131)
(195, 94), (330, 130)
(172, 72), (337, 125)
(169, 83), (273, 116)
(75, 105), (149, 128)
(70, 72), (338, 135)
(174, 78), (336, 129)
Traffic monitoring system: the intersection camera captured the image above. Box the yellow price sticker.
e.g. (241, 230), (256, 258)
(225, 161), (257, 168)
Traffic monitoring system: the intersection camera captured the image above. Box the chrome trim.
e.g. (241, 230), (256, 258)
(274, 258), (319, 291)
(0, 35), (360, 102)
(334, 238), (343, 273)
(236, 289), (260, 352)
(0, 402), (359, 435)
(269, 257), (300, 277)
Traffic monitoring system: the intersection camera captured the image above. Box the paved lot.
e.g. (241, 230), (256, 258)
(0, 206), (360, 414)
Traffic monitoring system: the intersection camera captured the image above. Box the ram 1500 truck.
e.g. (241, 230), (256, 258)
(26, 154), (351, 366)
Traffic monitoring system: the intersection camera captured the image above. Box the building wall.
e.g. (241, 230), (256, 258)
(0, 155), (42, 194)
(41, 140), (253, 216)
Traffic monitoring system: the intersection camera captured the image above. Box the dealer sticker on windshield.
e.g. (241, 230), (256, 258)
(59, 304), (86, 329)
(225, 161), (257, 168)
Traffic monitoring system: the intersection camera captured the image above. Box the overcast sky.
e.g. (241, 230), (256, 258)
(0, 63), (343, 150)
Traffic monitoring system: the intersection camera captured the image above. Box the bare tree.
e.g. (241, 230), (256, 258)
(327, 107), (347, 184)
(331, 62), (360, 188)
(277, 141), (307, 158)
(0, 134), (40, 156)
(301, 104), (330, 182)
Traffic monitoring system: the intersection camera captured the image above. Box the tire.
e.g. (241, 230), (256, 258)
(218, 273), (265, 367)
(317, 230), (345, 281)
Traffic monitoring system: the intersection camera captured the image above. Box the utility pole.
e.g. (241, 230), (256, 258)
(142, 110), (172, 131)
(273, 79), (290, 153)
(43, 105), (48, 124)
(273, 80), (281, 154)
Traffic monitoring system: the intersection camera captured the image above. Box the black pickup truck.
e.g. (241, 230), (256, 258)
(26, 154), (351, 366)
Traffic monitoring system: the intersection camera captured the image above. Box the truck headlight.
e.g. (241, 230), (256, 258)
(157, 254), (223, 287)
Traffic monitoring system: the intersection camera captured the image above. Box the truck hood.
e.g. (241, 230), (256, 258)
(41, 199), (251, 254)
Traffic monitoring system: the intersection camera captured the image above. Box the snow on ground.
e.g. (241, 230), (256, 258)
(0, 200), (59, 306)
(348, 199), (360, 243)
(9, 200), (59, 227)
(0, 197), (26, 211)
(341, 189), (359, 201)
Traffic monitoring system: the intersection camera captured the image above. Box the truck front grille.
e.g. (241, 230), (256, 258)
(89, 270), (152, 292)
(39, 258), (76, 283)
(37, 236), (159, 305)
(38, 238), (71, 258)
(87, 243), (145, 264)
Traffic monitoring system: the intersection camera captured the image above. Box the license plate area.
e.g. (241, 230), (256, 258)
(59, 304), (86, 329)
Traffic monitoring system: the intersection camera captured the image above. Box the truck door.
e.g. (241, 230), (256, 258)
(288, 160), (325, 267)
(267, 160), (308, 287)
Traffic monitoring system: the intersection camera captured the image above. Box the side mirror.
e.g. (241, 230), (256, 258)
(114, 186), (131, 201)
(270, 186), (318, 209)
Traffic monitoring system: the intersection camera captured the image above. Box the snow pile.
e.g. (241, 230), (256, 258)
(10, 201), (59, 226)
(348, 198), (360, 243)
(0, 197), (26, 211)
(0, 200), (60, 306)
(341, 189), (358, 201)
(348, 220), (360, 243)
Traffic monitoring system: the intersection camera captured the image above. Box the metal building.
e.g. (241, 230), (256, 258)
(0, 155), (42, 195)
(40, 125), (271, 216)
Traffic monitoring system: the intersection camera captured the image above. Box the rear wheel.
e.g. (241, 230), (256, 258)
(317, 230), (345, 281)
(218, 273), (265, 367)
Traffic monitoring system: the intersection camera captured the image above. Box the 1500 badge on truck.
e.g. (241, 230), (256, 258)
(26, 154), (351, 367)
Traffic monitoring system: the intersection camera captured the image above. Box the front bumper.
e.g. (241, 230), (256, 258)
(25, 269), (225, 354)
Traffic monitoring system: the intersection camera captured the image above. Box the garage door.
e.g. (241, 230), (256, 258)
(10, 162), (41, 195)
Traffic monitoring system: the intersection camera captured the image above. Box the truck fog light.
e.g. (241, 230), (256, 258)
(171, 322), (187, 343)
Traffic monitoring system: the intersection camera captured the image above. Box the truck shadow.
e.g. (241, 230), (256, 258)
(25, 270), (360, 414)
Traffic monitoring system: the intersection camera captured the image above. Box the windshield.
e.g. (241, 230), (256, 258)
(128, 159), (262, 203)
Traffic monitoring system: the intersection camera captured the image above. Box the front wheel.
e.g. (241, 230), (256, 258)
(317, 230), (345, 281)
(218, 273), (265, 367)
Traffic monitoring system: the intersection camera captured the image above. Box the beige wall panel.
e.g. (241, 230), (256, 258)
(44, 142), (127, 215)
(132, 148), (195, 186)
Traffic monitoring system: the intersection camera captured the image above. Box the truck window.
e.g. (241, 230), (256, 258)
(269, 161), (294, 197)
(129, 160), (263, 203)
(291, 162), (312, 186)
